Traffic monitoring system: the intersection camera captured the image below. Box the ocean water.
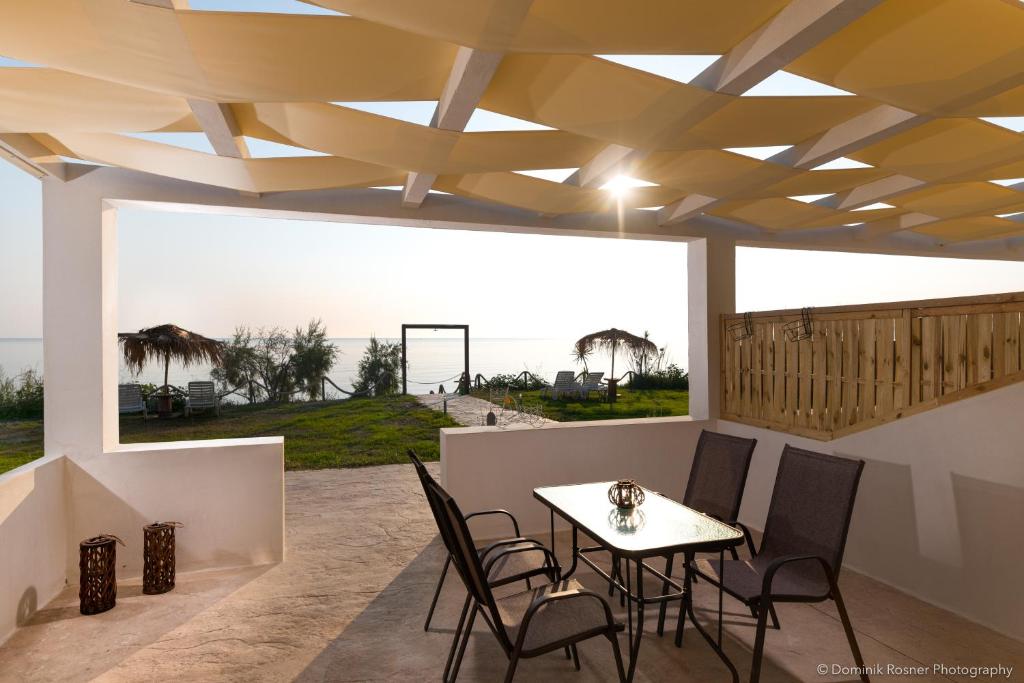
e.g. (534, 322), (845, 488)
(0, 337), (587, 397)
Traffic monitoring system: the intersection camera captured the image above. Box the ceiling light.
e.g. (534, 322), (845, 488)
(600, 175), (657, 197)
(788, 194), (833, 203)
(810, 157), (873, 171)
(851, 202), (894, 211)
(724, 146), (791, 160)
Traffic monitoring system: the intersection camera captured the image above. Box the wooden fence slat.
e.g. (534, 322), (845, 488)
(909, 314), (921, 406)
(876, 319), (894, 416)
(812, 326), (827, 430)
(751, 324), (763, 420)
(966, 313), (978, 385)
(827, 321), (842, 430)
(773, 325), (785, 423)
(843, 319), (858, 426)
(860, 319), (876, 421)
(992, 313), (1005, 379)
(786, 330), (798, 427)
(1006, 312), (1021, 374)
(977, 313), (993, 383)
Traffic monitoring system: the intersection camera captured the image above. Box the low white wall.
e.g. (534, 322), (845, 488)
(66, 438), (285, 580)
(717, 381), (1024, 641)
(441, 417), (710, 538)
(0, 437), (285, 646)
(0, 455), (68, 645)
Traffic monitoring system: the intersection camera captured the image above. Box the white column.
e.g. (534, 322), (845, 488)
(687, 236), (735, 420)
(42, 175), (118, 456)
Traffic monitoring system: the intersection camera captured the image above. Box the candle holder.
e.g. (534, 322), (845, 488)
(79, 535), (124, 615)
(607, 480), (645, 509)
(143, 521), (183, 595)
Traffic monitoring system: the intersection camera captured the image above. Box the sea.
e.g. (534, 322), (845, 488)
(0, 337), (587, 399)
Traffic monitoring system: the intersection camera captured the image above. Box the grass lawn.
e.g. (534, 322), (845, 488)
(0, 395), (457, 475)
(475, 387), (689, 422)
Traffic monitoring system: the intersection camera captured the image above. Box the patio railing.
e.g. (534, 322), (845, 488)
(720, 291), (1024, 440)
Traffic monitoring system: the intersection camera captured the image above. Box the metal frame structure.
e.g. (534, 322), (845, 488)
(401, 324), (469, 395)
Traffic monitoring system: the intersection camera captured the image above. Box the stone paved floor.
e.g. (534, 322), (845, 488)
(416, 393), (556, 428)
(1, 463), (1022, 682)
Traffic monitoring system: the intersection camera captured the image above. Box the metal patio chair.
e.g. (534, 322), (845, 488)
(577, 371), (606, 399)
(422, 472), (626, 683)
(407, 450), (548, 634)
(653, 429), (757, 635)
(690, 445), (869, 683)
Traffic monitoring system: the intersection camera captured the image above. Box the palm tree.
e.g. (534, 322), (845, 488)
(119, 324), (225, 414)
(573, 328), (657, 381)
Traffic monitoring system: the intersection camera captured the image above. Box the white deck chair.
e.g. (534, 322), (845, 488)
(185, 381), (220, 416)
(578, 371), (606, 399)
(540, 371), (577, 399)
(118, 383), (148, 418)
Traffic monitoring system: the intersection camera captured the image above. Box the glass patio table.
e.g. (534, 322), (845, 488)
(534, 481), (744, 682)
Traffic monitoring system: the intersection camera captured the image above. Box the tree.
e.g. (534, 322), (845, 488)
(352, 336), (401, 397)
(292, 319), (337, 400)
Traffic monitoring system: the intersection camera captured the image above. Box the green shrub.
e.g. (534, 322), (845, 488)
(0, 369), (44, 419)
(353, 336), (401, 396)
(485, 371), (547, 391)
(628, 364), (689, 390)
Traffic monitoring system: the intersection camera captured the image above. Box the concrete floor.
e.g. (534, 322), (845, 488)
(1, 463), (1022, 682)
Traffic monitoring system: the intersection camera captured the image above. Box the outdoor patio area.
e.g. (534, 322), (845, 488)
(2, 462), (1020, 682)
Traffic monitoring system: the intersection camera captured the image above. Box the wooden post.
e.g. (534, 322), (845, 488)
(401, 325), (407, 395)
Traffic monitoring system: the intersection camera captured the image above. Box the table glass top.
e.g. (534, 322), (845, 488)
(534, 481), (743, 555)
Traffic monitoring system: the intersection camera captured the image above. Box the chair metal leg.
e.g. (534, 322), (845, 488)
(443, 594), (471, 682)
(503, 650), (520, 683)
(448, 604), (477, 683)
(608, 633), (627, 683)
(657, 553), (674, 636)
(768, 603), (780, 630)
(749, 601), (772, 683)
(570, 643), (581, 671)
(833, 587), (870, 682)
(426, 555), (452, 631)
(564, 646), (572, 660)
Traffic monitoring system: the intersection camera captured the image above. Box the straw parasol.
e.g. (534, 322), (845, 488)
(118, 324), (225, 392)
(573, 328), (657, 380)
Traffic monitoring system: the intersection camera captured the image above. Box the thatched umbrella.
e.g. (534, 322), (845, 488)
(573, 328), (657, 381)
(118, 324), (225, 399)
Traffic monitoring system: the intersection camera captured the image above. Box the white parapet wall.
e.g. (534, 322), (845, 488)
(0, 456), (68, 646)
(0, 438), (285, 645)
(441, 416), (711, 538)
(717, 380), (1024, 641)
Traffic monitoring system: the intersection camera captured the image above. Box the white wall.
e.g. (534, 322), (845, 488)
(718, 381), (1024, 641)
(0, 456), (67, 645)
(441, 417), (710, 538)
(66, 438), (285, 580)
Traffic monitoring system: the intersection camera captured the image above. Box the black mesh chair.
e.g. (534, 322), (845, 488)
(691, 445), (869, 683)
(652, 430), (756, 635)
(422, 472), (626, 682)
(408, 450), (547, 632)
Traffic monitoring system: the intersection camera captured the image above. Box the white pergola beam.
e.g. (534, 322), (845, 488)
(0, 134), (64, 180)
(402, 47), (503, 208)
(774, 105), (926, 170)
(187, 99), (249, 159)
(131, 0), (190, 8)
(565, 144), (640, 189)
(658, 194), (721, 226)
(691, 0), (880, 95)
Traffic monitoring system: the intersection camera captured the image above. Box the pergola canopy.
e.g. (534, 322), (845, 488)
(1, 0), (1023, 252)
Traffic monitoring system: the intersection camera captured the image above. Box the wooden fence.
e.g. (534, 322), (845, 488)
(720, 291), (1024, 440)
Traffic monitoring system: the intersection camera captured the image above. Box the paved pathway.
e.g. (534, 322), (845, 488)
(415, 392), (556, 427)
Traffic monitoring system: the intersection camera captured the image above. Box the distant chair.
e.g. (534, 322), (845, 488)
(540, 371), (577, 399)
(184, 381), (220, 417)
(577, 371), (606, 399)
(118, 383), (148, 418)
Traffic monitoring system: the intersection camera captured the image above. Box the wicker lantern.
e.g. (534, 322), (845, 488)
(143, 521), (182, 595)
(607, 480), (645, 509)
(79, 535), (124, 615)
